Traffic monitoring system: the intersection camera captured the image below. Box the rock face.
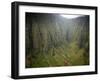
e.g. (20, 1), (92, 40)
(25, 13), (89, 68)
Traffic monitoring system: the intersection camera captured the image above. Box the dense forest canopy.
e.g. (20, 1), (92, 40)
(25, 13), (89, 68)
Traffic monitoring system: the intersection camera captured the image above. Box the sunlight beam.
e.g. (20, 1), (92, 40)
(61, 15), (82, 19)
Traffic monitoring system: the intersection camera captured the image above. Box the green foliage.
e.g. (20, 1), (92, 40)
(66, 41), (86, 65)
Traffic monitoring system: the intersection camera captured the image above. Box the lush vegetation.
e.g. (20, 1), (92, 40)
(25, 13), (89, 68)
